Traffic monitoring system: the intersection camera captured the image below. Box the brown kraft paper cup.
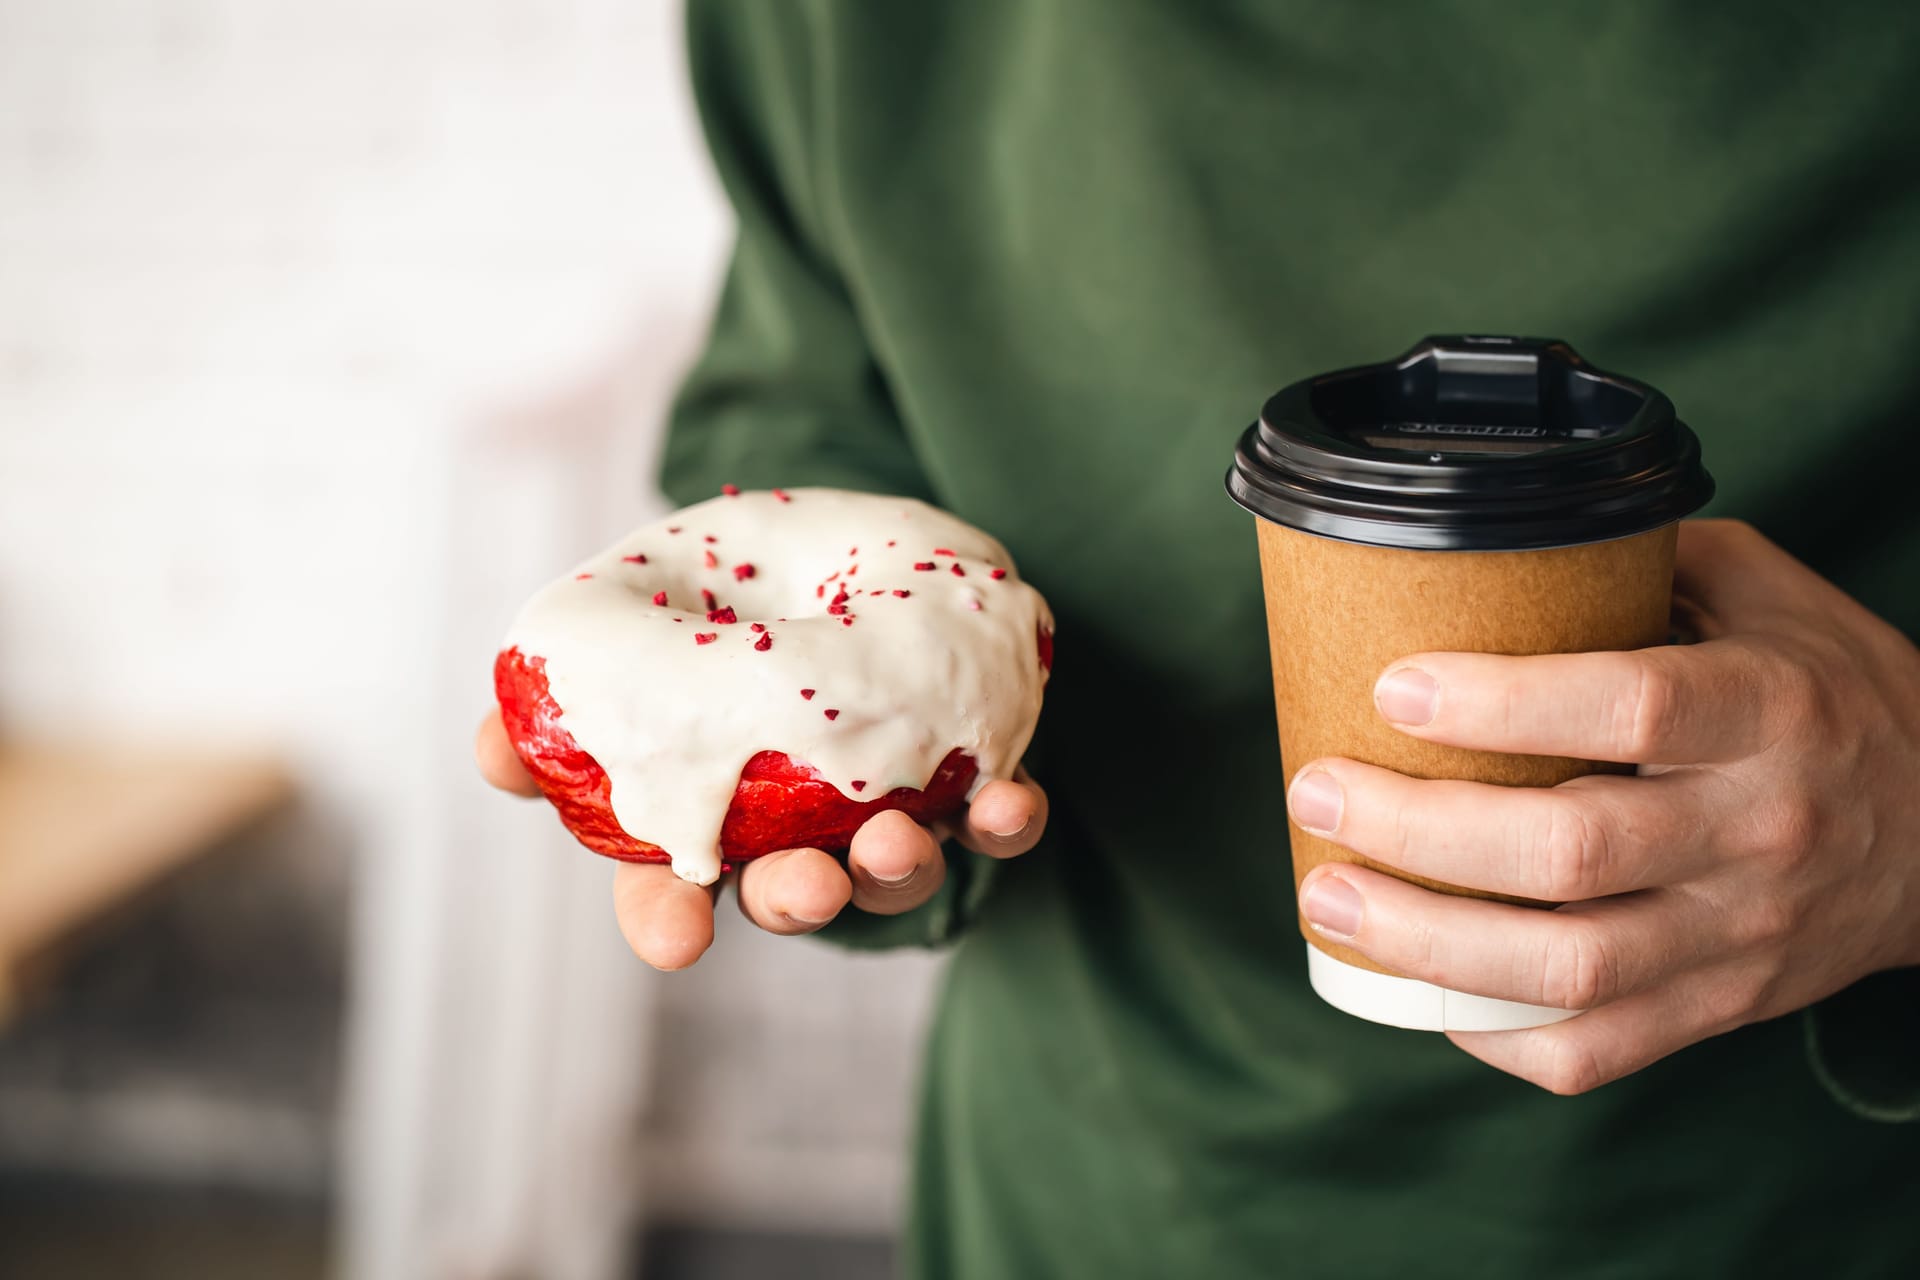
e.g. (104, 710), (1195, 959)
(1226, 335), (1714, 1030)
(1256, 519), (1677, 975)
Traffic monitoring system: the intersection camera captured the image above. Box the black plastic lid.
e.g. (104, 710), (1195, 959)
(1225, 335), (1714, 551)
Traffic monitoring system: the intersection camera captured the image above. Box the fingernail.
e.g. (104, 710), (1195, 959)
(1376, 667), (1438, 725)
(869, 864), (918, 887)
(986, 816), (1030, 840)
(784, 904), (836, 926)
(1288, 769), (1343, 835)
(1300, 874), (1364, 940)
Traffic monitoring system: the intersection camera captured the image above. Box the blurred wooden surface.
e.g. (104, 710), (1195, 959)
(0, 741), (293, 1018)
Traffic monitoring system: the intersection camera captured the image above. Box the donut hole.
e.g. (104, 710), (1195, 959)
(639, 571), (803, 624)
(651, 560), (863, 627)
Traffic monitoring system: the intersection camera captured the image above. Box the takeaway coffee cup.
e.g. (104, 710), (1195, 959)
(1226, 335), (1714, 1031)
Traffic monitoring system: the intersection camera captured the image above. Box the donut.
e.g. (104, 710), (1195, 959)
(494, 487), (1055, 885)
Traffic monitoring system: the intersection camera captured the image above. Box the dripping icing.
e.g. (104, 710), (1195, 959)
(503, 488), (1053, 884)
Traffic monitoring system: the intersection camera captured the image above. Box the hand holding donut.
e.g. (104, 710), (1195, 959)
(476, 711), (1047, 968)
(476, 489), (1055, 970)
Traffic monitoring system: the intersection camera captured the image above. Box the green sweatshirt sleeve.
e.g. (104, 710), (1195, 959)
(660, 2), (999, 949)
(1803, 964), (1920, 1123)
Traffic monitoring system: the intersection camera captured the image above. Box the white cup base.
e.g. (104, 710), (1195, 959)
(1306, 943), (1580, 1032)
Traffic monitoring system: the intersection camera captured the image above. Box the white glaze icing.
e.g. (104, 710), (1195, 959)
(503, 488), (1054, 885)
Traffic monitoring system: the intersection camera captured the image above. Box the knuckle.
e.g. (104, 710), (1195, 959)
(1413, 918), (1441, 974)
(1617, 657), (1682, 761)
(1768, 655), (1826, 731)
(1702, 968), (1771, 1029)
(1385, 788), (1424, 866)
(1492, 677), (1528, 743)
(1542, 800), (1613, 900)
(1749, 957), (1792, 1020)
(1760, 792), (1823, 866)
(1392, 910), (1443, 980)
(1541, 1036), (1608, 1097)
(1538, 924), (1622, 1010)
(1734, 894), (1801, 951)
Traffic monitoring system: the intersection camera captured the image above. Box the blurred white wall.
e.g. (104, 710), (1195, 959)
(0, 1), (944, 1275)
(0, 0), (721, 778)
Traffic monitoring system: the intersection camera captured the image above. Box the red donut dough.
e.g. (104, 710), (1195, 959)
(495, 646), (985, 868)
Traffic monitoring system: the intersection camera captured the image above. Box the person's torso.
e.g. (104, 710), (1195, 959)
(785, 4), (1920, 1275)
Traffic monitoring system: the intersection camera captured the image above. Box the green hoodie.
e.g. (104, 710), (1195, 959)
(661, 4), (1920, 1276)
